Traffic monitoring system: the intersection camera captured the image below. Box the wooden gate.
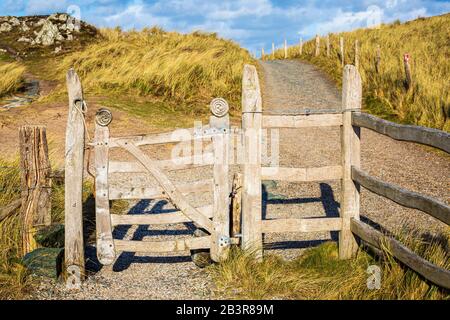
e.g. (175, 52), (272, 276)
(240, 64), (362, 260)
(92, 100), (233, 266)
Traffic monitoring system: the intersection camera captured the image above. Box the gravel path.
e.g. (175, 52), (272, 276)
(32, 60), (449, 300)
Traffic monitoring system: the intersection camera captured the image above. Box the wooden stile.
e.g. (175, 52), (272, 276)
(339, 65), (362, 259)
(241, 64), (263, 259)
(94, 119), (115, 265)
(19, 126), (52, 255)
(64, 69), (86, 289)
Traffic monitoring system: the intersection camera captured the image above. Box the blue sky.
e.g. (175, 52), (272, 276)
(1, 1), (449, 54)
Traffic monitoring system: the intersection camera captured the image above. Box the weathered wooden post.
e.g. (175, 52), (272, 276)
(210, 98), (231, 262)
(261, 47), (265, 60)
(375, 44), (381, 73)
(403, 53), (412, 91)
(19, 125), (52, 255)
(339, 65), (362, 259)
(94, 108), (115, 266)
(272, 42), (275, 59)
(284, 39), (288, 59)
(315, 35), (320, 57)
(340, 37), (345, 67)
(299, 37), (303, 56)
(326, 35), (330, 57)
(354, 40), (359, 69)
(241, 64), (263, 260)
(64, 69), (86, 289)
(230, 173), (242, 240)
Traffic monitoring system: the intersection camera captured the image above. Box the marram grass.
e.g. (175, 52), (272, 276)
(269, 13), (450, 131)
(55, 27), (254, 115)
(0, 62), (26, 98)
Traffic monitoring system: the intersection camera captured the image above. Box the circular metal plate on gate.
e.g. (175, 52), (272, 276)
(210, 98), (229, 118)
(95, 108), (113, 126)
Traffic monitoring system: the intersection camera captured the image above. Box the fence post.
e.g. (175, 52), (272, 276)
(339, 65), (361, 259)
(241, 64), (263, 260)
(375, 44), (381, 73)
(284, 39), (288, 59)
(340, 37), (345, 67)
(272, 42), (275, 59)
(354, 40), (359, 69)
(326, 35), (330, 57)
(210, 98), (230, 262)
(64, 69), (86, 289)
(19, 125), (52, 255)
(261, 47), (265, 60)
(94, 109), (115, 265)
(403, 53), (412, 91)
(299, 37), (303, 56)
(315, 35), (320, 57)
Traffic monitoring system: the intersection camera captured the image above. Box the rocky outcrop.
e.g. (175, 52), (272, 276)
(0, 14), (98, 56)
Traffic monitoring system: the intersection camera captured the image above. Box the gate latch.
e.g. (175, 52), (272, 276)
(218, 235), (231, 248)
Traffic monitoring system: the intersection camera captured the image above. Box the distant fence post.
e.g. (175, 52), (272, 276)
(354, 40), (359, 69)
(340, 37), (345, 67)
(284, 39), (288, 59)
(326, 35), (330, 57)
(272, 42), (275, 59)
(210, 98), (231, 262)
(261, 47), (265, 61)
(241, 64), (263, 260)
(64, 69), (86, 289)
(19, 125), (52, 255)
(315, 35), (320, 57)
(403, 53), (412, 91)
(299, 37), (303, 56)
(339, 65), (361, 260)
(375, 45), (381, 73)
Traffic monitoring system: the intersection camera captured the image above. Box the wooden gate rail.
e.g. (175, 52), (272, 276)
(262, 113), (343, 128)
(352, 112), (450, 153)
(261, 165), (342, 182)
(114, 236), (211, 253)
(351, 219), (450, 290)
(108, 179), (213, 200)
(352, 167), (450, 225)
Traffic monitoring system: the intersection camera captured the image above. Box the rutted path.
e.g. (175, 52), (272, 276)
(32, 60), (450, 300)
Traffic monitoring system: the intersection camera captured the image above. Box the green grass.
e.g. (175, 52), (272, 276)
(270, 13), (450, 131)
(209, 232), (449, 300)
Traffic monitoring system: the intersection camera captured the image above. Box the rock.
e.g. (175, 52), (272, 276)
(9, 17), (20, 26)
(18, 36), (31, 42)
(58, 14), (69, 22)
(34, 224), (65, 248)
(0, 22), (12, 32)
(67, 34), (73, 41)
(22, 247), (64, 279)
(54, 46), (62, 54)
(35, 19), (46, 27)
(34, 20), (63, 46)
(20, 21), (30, 32)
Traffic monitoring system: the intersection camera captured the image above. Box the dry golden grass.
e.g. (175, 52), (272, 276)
(269, 14), (450, 131)
(0, 62), (26, 98)
(210, 229), (449, 300)
(54, 27), (253, 116)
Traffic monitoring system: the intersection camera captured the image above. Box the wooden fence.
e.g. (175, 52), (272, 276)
(240, 64), (450, 289)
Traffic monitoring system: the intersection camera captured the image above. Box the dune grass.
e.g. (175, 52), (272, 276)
(210, 229), (449, 300)
(0, 62), (26, 98)
(269, 14), (450, 131)
(52, 27), (253, 120)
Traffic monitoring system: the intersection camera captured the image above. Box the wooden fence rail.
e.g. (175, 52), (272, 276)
(351, 219), (450, 290)
(352, 167), (450, 225)
(352, 112), (450, 153)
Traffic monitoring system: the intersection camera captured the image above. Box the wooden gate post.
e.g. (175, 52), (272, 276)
(209, 98), (231, 262)
(19, 125), (52, 255)
(94, 109), (115, 265)
(64, 69), (86, 289)
(315, 35), (320, 57)
(241, 64), (263, 260)
(339, 65), (362, 259)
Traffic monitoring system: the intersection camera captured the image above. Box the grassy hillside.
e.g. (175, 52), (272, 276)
(52, 27), (253, 119)
(0, 54), (26, 98)
(271, 13), (450, 131)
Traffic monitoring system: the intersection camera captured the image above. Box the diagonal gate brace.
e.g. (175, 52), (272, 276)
(117, 140), (214, 233)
